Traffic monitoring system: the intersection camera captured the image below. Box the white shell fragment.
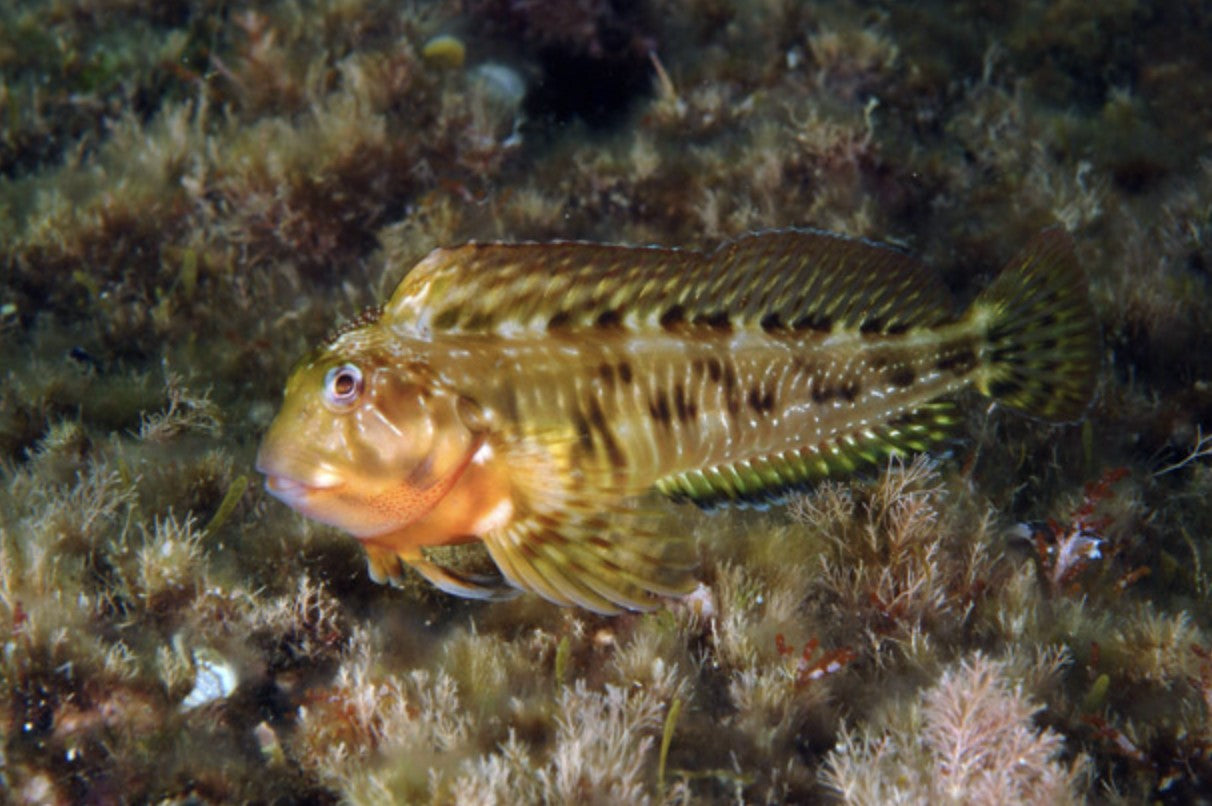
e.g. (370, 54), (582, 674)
(181, 647), (238, 709)
(469, 63), (526, 110)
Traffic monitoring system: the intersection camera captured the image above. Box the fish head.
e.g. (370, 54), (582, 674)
(256, 330), (483, 538)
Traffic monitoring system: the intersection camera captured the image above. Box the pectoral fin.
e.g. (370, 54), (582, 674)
(482, 512), (696, 615)
(365, 543), (405, 585)
(479, 432), (698, 614)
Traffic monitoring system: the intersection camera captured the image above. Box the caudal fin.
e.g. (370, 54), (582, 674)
(969, 230), (1099, 421)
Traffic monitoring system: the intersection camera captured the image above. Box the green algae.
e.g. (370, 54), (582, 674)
(200, 474), (248, 540)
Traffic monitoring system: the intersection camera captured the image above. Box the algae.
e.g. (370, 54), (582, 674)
(2, 0), (1212, 802)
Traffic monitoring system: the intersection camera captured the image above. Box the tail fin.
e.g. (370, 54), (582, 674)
(969, 230), (1099, 421)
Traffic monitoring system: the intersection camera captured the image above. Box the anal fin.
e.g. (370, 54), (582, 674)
(655, 401), (960, 509)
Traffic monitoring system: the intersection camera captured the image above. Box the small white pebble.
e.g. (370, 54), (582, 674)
(679, 583), (715, 619)
(469, 63), (527, 110)
(182, 647), (238, 709)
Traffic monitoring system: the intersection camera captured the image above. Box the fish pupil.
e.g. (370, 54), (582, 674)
(325, 364), (363, 406)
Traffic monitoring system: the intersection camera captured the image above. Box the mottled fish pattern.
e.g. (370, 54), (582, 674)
(257, 229), (1098, 613)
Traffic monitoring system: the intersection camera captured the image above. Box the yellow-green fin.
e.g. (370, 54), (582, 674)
(482, 514), (696, 615)
(383, 229), (953, 337)
(970, 230), (1099, 421)
(654, 402), (960, 509)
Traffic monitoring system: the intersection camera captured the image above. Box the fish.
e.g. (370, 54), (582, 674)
(256, 228), (1099, 614)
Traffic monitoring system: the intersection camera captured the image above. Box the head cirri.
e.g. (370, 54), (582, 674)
(255, 324), (481, 539)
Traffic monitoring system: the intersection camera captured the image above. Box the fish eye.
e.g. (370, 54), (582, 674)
(323, 364), (363, 409)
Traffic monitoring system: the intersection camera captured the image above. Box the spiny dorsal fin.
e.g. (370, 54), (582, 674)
(654, 402), (960, 509)
(382, 229), (953, 337)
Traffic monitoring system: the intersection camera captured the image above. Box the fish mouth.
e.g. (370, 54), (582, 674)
(262, 473), (343, 503)
(256, 445), (345, 498)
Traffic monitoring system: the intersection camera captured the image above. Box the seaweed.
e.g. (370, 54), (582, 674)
(2, 0), (1212, 801)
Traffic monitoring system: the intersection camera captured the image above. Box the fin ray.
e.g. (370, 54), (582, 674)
(482, 516), (695, 614)
(970, 230), (1099, 421)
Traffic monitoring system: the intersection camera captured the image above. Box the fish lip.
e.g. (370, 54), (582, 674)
(255, 451), (344, 496)
(263, 474), (342, 497)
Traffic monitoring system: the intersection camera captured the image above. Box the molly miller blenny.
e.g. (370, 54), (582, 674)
(257, 229), (1098, 613)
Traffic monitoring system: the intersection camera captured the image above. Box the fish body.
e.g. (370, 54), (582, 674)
(257, 229), (1098, 613)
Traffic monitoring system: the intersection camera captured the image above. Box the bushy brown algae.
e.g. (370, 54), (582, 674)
(3, 0), (1212, 802)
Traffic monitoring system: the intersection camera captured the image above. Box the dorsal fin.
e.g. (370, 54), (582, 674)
(382, 229), (953, 337)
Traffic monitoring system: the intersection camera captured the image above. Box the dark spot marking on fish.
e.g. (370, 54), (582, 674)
(660, 305), (686, 329)
(586, 394), (626, 468)
(598, 362), (615, 387)
(464, 312), (494, 330)
(649, 388), (672, 425)
(860, 317), (884, 334)
(617, 361), (633, 384)
(839, 380), (860, 402)
(596, 309), (622, 329)
(760, 313), (784, 332)
(889, 367), (916, 388)
(674, 381), (696, 422)
(936, 348), (978, 376)
(500, 381), (520, 422)
(887, 322), (910, 335)
(433, 307), (461, 330)
(793, 313), (833, 332)
(812, 384), (835, 404)
(548, 310), (572, 330)
(869, 354), (889, 371)
(695, 310), (732, 330)
(747, 384), (775, 415)
(691, 357), (706, 378)
(570, 404), (594, 454)
(706, 357), (723, 382)
(535, 513), (561, 530)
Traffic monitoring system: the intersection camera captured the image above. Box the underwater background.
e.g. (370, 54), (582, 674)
(2, 0), (1212, 802)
